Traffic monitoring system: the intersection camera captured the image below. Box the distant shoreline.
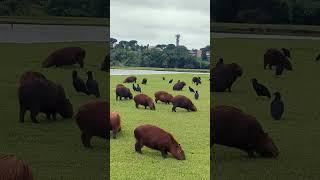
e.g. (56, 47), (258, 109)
(111, 66), (209, 73)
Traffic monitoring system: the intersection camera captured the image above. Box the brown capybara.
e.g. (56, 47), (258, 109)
(134, 94), (155, 110)
(19, 71), (46, 85)
(192, 77), (201, 85)
(75, 101), (108, 148)
(18, 79), (73, 123)
(211, 63), (243, 92)
(211, 105), (279, 158)
(264, 48), (292, 70)
(110, 111), (122, 139)
(171, 95), (197, 112)
(123, 76), (137, 83)
(42, 47), (86, 68)
(154, 91), (173, 104)
(0, 154), (33, 180)
(134, 124), (186, 160)
(116, 85), (133, 100)
(173, 81), (186, 91)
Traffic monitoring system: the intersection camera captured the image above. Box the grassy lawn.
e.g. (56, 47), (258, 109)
(111, 66), (210, 73)
(0, 42), (107, 179)
(0, 16), (109, 26)
(212, 38), (320, 179)
(212, 22), (320, 36)
(110, 74), (210, 179)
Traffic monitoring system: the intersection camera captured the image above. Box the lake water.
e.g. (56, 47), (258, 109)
(0, 24), (107, 43)
(110, 69), (209, 75)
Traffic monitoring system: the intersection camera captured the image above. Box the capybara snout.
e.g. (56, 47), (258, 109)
(258, 134), (279, 158)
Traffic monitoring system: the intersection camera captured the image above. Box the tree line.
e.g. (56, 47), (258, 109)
(212, 0), (320, 25)
(0, 0), (108, 17)
(110, 38), (210, 69)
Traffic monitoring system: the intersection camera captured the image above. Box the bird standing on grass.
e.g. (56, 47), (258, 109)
(72, 70), (89, 95)
(271, 92), (284, 120)
(251, 78), (271, 99)
(195, 91), (199, 100)
(86, 71), (100, 98)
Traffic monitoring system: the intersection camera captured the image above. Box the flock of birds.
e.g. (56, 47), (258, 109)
(72, 70), (101, 98)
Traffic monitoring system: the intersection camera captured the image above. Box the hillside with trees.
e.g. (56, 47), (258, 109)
(0, 0), (109, 17)
(110, 38), (210, 69)
(212, 0), (320, 25)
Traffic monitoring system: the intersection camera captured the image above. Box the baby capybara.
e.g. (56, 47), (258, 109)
(211, 105), (279, 158)
(110, 112), (122, 139)
(173, 81), (186, 91)
(134, 94), (155, 110)
(134, 124), (185, 160)
(212, 63), (243, 92)
(18, 79), (73, 123)
(42, 47), (86, 68)
(19, 71), (46, 85)
(264, 48), (292, 70)
(75, 101), (108, 148)
(123, 76), (137, 83)
(154, 91), (173, 104)
(171, 95), (197, 112)
(0, 154), (33, 180)
(116, 85), (133, 100)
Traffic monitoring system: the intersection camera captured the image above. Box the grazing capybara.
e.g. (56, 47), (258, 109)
(19, 71), (46, 85)
(211, 105), (279, 158)
(264, 48), (292, 70)
(110, 112), (122, 139)
(212, 63), (243, 92)
(192, 77), (201, 85)
(173, 81), (186, 91)
(134, 94), (155, 110)
(134, 124), (185, 160)
(75, 101), (108, 148)
(42, 47), (85, 68)
(18, 79), (73, 123)
(154, 91), (173, 104)
(141, 78), (147, 85)
(116, 85), (133, 100)
(171, 95), (197, 112)
(0, 154), (33, 180)
(123, 76), (137, 83)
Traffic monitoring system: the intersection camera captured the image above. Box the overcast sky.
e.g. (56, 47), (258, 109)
(110, 0), (210, 50)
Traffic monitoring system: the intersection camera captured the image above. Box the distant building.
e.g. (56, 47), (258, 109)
(190, 49), (202, 58)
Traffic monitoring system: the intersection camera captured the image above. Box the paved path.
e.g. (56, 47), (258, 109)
(212, 32), (320, 40)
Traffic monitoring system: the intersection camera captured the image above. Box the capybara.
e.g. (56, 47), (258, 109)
(123, 76), (137, 83)
(116, 85), (133, 100)
(134, 124), (185, 160)
(18, 79), (73, 123)
(173, 81), (186, 91)
(42, 47), (86, 68)
(0, 154), (33, 180)
(171, 95), (197, 112)
(154, 91), (173, 104)
(211, 105), (279, 158)
(212, 63), (243, 92)
(75, 101), (108, 148)
(142, 78), (147, 85)
(192, 77), (201, 85)
(110, 112), (122, 139)
(19, 71), (46, 85)
(134, 94), (155, 110)
(264, 48), (292, 70)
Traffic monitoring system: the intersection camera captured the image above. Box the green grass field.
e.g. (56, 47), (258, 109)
(0, 16), (109, 26)
(212, 22), (320, 36)
(212, 38), (320, 179)
(0, 42), (107, 179)
(110, 74), (210, 179)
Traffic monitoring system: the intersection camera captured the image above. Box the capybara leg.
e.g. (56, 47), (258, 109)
(247, 150), (256, 158)
(116, 95), (118, 101)
(112, 130), (117, 139)
(135, 103), (139, 109)
(46, 113), (51, 120)
(30, 108), (39, 123)
(119, 97), (122, 100)
(187, 109), (190, 112)
(172, 106), (176, 112)
(264, 63), (267, 70)
(144, 106), (147, 109)
(19, 107), (26, 123)
(161, 150), (168, 158)
(79, 60), (84, 68)
(155, 99), (158, 103)
(81, 133), (92, 148)
(269, 64), (272, 70)
(135, 141), (143, 153)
